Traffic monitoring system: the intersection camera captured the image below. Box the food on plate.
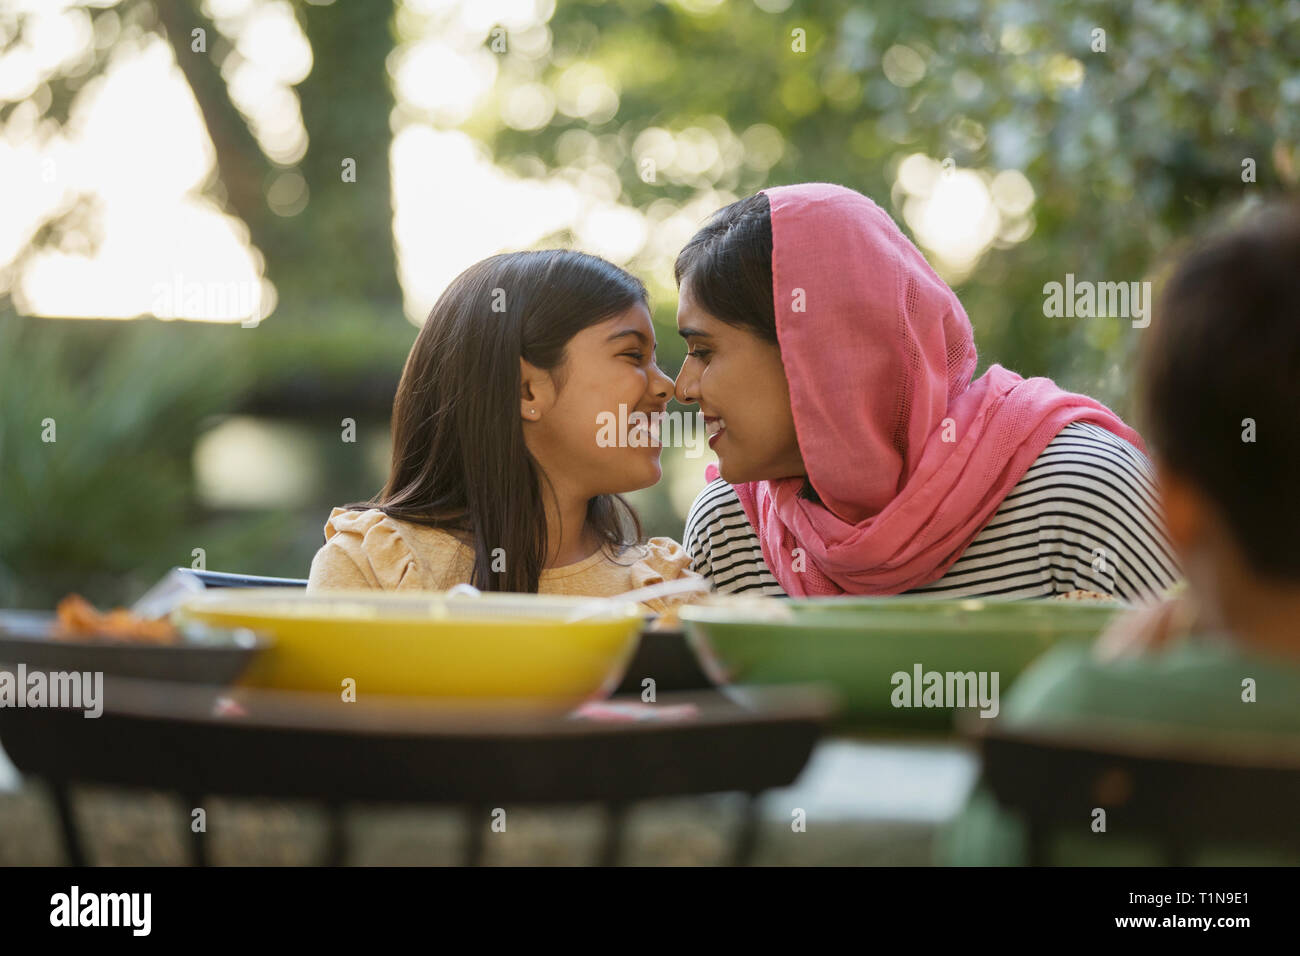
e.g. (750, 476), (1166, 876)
(692, 592), (797, 620)
(1051, 589), (1114, 601)
(53, 594), (178, 644)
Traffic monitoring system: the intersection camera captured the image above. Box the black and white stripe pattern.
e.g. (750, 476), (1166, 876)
(682, 421), (1183, 603)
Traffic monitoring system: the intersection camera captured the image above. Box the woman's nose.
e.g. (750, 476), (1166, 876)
(674, 361), (699, 405)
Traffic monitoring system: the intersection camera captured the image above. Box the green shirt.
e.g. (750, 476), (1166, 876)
(941, 636), (1300, 865)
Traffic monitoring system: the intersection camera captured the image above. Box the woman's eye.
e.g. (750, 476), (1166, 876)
(688, 348), (711, 362)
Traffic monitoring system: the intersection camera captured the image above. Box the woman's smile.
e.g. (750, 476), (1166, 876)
(704, 415), (726, 447)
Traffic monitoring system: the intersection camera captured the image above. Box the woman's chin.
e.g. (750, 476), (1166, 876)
(715, 456), (760, 486)
(713, 454), (739, 483)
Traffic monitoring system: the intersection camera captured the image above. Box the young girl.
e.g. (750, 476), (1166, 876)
(307, 250), (702, 617)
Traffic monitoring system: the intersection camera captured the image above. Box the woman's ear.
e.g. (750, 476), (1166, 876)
(520, 358), (557, 423)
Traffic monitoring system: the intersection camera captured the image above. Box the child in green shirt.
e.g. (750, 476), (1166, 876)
(943, 204), (1300, 865)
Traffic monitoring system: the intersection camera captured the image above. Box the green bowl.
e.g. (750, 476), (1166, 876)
(680, 596), (1123, 733)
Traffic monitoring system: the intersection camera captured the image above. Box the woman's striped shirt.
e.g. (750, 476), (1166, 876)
(682, 421), (1183, 603)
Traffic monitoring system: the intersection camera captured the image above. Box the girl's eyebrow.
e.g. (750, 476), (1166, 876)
(607, 328), (656, 350)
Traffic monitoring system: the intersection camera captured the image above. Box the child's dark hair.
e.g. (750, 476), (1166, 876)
(1139, 203), (1300, 582)
(674, 192), (777, 343)
(352, 249), (646, 593)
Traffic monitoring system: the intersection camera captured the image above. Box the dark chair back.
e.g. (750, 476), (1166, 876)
(967, 719), (1300, 864)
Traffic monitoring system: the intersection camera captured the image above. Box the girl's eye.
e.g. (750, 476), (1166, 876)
(621, 351), (645, 362)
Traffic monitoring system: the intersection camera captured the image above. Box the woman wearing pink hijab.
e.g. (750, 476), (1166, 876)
(675, 183), (1181, 602)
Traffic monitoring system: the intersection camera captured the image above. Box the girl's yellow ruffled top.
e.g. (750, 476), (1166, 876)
(307, 507), (702, 616)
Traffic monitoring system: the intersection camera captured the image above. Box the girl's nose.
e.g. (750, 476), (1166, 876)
(649, 362), (674, 400)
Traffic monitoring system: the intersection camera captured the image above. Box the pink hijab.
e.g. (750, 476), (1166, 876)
(703, 183), (1147, 596)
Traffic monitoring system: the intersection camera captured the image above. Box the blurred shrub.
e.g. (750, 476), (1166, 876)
(0, 315), (292, 607)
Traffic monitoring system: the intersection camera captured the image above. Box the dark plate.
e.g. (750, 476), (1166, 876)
(613, 626), (716, 696)
(0, 610), (269, 685)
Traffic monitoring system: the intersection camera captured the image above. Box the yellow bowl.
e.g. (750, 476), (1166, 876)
(174, 589), (646, 710)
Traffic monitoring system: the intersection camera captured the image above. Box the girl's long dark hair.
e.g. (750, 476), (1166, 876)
(350, 250), (646, 592)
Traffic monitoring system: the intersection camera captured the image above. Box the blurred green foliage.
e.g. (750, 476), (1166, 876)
(0, 316), (256, 605)
(488, 0), (1299, 405)
(0, 307), (419, 606)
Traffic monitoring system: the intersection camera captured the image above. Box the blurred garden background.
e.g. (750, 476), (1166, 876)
(0, 0), (1296, 608)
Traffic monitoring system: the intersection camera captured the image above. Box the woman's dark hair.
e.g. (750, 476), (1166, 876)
(675, 191), (821, 502)
(1139, 203), (1300, 582)
(674, 192), (777, 343)
(351, 250), (646, 593)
